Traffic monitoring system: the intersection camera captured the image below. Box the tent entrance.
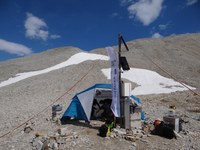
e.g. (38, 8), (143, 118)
(90, 98), (113, 121)
(91, 89), (112, 120)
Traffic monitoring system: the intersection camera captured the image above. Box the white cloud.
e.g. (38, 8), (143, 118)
(127, 0), (164, 26)
(152, 32), (163, 38)
(25, 13), (49, 41)
(159, 24), (167, 30)
(24, 13), (61, 41)
(0, 39), (32, 56)
(111, 12), (119, 17)
(186, 0), (199, 6)
(120, 0), (133, 6)
(50, 35), (61, 39)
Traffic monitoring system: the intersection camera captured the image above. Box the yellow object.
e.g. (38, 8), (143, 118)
(106, 127), (111, 136)
(169, 105), (176, 110)
(106, 122), (114, 136)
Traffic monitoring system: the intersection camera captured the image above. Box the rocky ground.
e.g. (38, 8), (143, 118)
(0, 33), (199, 150)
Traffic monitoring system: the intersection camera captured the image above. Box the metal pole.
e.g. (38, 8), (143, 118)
(118, 34), (124, 128)
(118, 34), (130, 129)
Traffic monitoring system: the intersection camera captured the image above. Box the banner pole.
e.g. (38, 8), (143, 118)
(118, 34), (124, 128)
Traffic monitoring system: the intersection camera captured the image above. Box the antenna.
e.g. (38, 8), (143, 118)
(119, 34), (129, 51)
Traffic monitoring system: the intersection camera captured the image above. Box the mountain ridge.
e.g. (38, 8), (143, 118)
(0, 33), (200, 150)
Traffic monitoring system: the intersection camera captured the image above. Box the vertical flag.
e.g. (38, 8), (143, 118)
(106, 47), (120, 117)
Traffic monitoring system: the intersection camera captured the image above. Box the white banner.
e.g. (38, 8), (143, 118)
(106, 47), (120, 117)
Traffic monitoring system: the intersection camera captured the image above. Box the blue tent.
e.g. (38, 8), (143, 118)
(61, 83), (142, 122)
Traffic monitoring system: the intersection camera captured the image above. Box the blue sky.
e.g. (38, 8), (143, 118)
(0, 0), (199, 61)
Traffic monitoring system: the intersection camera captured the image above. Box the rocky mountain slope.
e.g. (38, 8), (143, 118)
(0, 33), (199, 150)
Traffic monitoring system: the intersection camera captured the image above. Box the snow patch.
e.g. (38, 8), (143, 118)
(0, 52), (109, 88)
(101, 68), (195, 95)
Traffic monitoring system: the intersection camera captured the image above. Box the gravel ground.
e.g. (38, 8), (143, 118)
(0, 33), (200, 150)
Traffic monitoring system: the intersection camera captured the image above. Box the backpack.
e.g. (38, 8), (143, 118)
(98, 124), (108, 137)
(152, 121), (177, 139)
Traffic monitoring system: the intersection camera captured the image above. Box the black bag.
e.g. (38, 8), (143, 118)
(98, 124), (108, 137)
(152, 121), (177, 139)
